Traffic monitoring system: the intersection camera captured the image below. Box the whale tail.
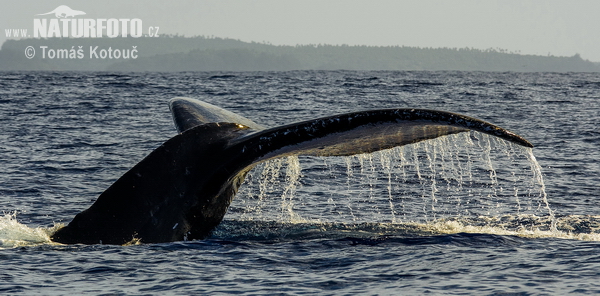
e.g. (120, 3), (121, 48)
(35, 6), (86, 18)
(50, 97), (532, 245)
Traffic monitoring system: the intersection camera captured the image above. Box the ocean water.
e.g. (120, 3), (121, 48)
(0, 70), (599, 294)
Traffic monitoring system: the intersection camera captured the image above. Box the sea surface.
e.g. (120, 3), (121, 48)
(0, 71), (599, 295)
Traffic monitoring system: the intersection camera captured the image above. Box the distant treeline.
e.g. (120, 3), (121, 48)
(1, 35), (598, 72)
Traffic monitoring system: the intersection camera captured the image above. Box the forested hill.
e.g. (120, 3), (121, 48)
(1, 35), (598, 72)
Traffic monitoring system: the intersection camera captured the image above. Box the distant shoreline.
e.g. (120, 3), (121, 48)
(1, 36), (599, 72)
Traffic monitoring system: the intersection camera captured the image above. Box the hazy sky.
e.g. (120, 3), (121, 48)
(2, 0), (599, 61)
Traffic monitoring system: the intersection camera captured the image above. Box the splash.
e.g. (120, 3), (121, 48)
(214, 215), (600, 242)
(432, 214), (597, 239)
(0, 213), (54, 248)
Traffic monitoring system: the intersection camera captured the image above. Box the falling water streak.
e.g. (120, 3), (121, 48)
(447, 135), (466, 212)
(524, 148), (557, 232)
(249, 158), (284, 219)
(259, 158), (283, 198)
(499, 140), (523, 213)
(233, 131), (552, 231)
(462, 133), (475, 216)
(344, 156), (354, 188)
(482, 135), (499, 186)
(357, 152), (365, 176)
(379, 150), (397, 223)
(478, 134), (500, 201)
(354, 154), (372, 203)
(472, 134), (497, 216)
(365, 153), (377, 201)
(423, 141), (439, 219)
(280, 156), (302, 222)
(409, 142), (430, 217)
(412, 142), (423, 180)
(236, 166), (258, 220)
(344, 156), (357, 221)
(397, 145), (409, 182)
(438, 136), (461, 216)
(394, 146), (408, 220)
(321, 157), (339, 212)
(437, 137), (452, 197)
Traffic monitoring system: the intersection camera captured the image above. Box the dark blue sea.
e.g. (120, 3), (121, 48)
(0, 71), (599, 295)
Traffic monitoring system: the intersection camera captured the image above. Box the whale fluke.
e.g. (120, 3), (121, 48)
(36, 5), (86, 18)
(50, 98), (532, 245)
(169, 97), (264, 132)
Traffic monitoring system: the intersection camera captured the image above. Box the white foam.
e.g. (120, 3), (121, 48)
(427, 218), (600, 241)
(0, 213), (54, 248)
